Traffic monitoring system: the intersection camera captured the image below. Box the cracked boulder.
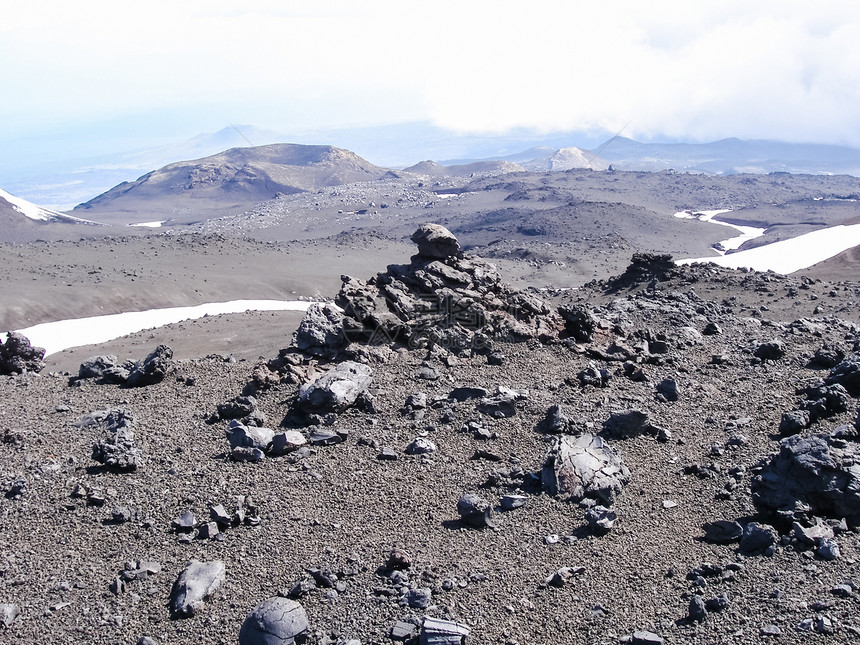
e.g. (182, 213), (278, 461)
(752, 433), (860, 523)
(239, 596), (309, 645)
(298, 361), (372, 411)
(542, 434), (630, 504)
(0, 331), (45, 375)
(169, 560), (225, 618)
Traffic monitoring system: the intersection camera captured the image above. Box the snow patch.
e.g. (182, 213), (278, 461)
(129, 221), (165, 228)
(15, 299), (317, 356)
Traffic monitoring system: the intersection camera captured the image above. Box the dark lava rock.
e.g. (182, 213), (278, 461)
(419, 617), (470, 645)
(655, 378), (679, 401)
(800, 383), (852, 421)
(125, 344), (173, 388)
(298, 361), (372, 411)
(226, 422), (274, 451)
(779, 409), (810, 436)
(456, 493), (497, 529)
(586, 505), (618, 534)
(558, 303), (596, 342)
(293, 302), (348, 359)
(825, 357), (860, 395)
(411, 223), (463, 259)
(238, 596), (309, 644)
(576, 365), (611, 388)
(91, 409), (141, 471)
(542, 434), (630, 504)
(754, 340), (786, 361)
(542, 404), (571, 434)
(752, 433), (860, 522)
(601, 409), (655, 439)
(702, 520), (743, 544)
(78, 355), (126, 383)
(810, 344), (845, 369)
(169, 560), (225, 617)
(739, 522), (777, 554)
(0, 331), (45, 375)
(688, 595), (707, 622)
(218, 395), (257, 420)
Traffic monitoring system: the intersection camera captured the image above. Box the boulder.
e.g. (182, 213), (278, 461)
(754, 340), (785, 361)
(293, 303), (347, 358)
(91, 409), (141, 471)
(411, 223), (462, 259)
(238, 596), (309, 645)
(601, 409), (654, 439)
(169, 560), (225, 617)
(78, 355), (121, 381)
(541, 434), (630, 504)
(456, 493), (497, 529)
(125, 344), (173, 387)
(825, 358), (860, 396)
(298, 361), (372, 411)
(0, 331), (45, 375)
(226, 422), (274, 451)
(752, 433), (860, 522)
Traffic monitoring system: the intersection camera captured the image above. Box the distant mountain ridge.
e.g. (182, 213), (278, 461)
(74, 143), (386, 224)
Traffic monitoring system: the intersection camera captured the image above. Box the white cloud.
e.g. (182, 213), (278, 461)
(2, 1), (860, 145)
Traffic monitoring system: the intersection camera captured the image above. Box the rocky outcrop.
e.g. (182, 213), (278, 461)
(0, 331), (45, 375)
(332, 224), (563, 354)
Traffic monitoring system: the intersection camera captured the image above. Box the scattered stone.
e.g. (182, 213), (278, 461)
(703, 322), (722, 335)
(387, 549), (412, 570)
(541, 434), (630, 504)
(601, 409), (655, 439)
(0, 331), (45, 375)
(403, 587), (432, 609)
(269, 431), (307, 456)
(1, 603), (20, 627)
(456, 493), (497, 529)
(688, 595), (707, 622)
(405, 437), (437, 455)
(419, 617), (470, 645)
(78, 355), (124, 382)
(655, 378), (679, 401)
(172, 510), (196, 532)
(378, 446), (399, 461)
(631, 630), (664, 645)
(810, 344), (845, 368)
(169, 560), (225, 617)
(754, 340), (785, 361)
(740, 522), (776, 555)
(231, 446), (265, 462)
(308, 429), (347, 446)
(558, 303), (596, 342)
(390, 619), (419, 642)
(760, 624), (781, 636)
(546, 566), (585, 587)
(825, 357), (860, 395)
(542, 404), (571, 434)
(125, 344), (173, 387)
(298, 361), (372, 411)
(779, 409), (810, 436)
(218, 395), (257, 420)
(576, 365), (611, 388)
(500, 495), (527, 511)
(448, 387), (489, 402)
(585, 505), (617, 534)
(818, 538), (841, 561)
(706, 593), (730, 612)
(226, 422), (274, 451)
(238, 596), (309, 645)
(702, 520), (743, 544)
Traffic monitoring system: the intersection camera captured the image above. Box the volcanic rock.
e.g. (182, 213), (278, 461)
(169, 560), (225, 617)
(411, 223), (462, 259)
(298, 361), (372, 411)
(456, 493), (497, 529)
(752, 433), (860, 522)
(825, 357), (860, 395)
(238, 596), (309, 645)
(541, 434), (630, 504)
(293, 302), (347, 358)
(0, 331), (45, 375)
(125, 344), (173, 387)
(90, 409), (141, 471)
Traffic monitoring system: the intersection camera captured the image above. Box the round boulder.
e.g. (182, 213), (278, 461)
(411, 223), (462, 259)
(239, 597), (309, 645)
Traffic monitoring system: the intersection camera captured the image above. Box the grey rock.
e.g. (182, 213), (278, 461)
(702, 520), (743, 544)
(411, 223), (462, 259)
(792, 521), (834, 545)
(197, 522), (220, 540)
(825, 357), (860, 395)
(294, 303), (347, 358)
(1, 603), (20, 627)
(239, 596), (309, 645)
(405, 437), (436, 455)
(542, 404), (571, 434)
(705, 592), (730, 612)
(631, 630), (664, 645)
(210, 505), (231, 526)
(404, 587), (432, 609)
(752, 433), (860, 522)
(546, 566), (585, 587)
(760, 624), (781, 636)
(541, 433), (630, 504)
(230, 446), (266, 462)
(169, 560), (225, 617)
(309, 429), (347, 446)
(601, 409), (654, 439)
(125, 344), (173, 387)
(91, 409), (141, 471)
(586, 505), (617, 534)
(390, 619), (419, 642)
(688, 595), (707, 622)
(387, 549), (412, 570)
(801, 383), (852, 421)
(269, 431), (307, 456)
(226, 422), (274, 451)
(655, 378), (679, 401)
(754, 340), (785, 361)
(818, 538), (841, 561)
(298, 361), (372, 411)
(448, 387), (488, 402)
(0, 331), (45, 375)
(576, 365), (611, 388)
(78, 354), (120, 380)
(702, 321), (722, 335)
(779, 409), (810, 436)
(419, 617), (470, 645)
(218, 395), (257, 420)
(500, 494), (527, 511)
(172, 510), (196, 531)
(810, 344), (845, 368)
(558, 303), (596, 342)
(740, 522), (776, 554)
(456, 493), (497, 529)
(137, 637), (158, 645)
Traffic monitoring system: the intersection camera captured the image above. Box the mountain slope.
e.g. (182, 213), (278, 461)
(0, 188), (101, 243)
(73, 144), (388, 224)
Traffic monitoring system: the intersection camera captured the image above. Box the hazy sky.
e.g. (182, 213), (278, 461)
(2, 0), (860, 150)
